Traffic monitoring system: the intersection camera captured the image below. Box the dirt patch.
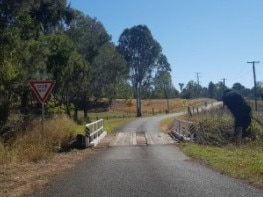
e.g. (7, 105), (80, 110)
(0, 149), (95, 197)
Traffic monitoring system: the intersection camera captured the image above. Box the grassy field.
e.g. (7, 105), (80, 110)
(180, 143), (263, 188)
(109, 98), (214, 115)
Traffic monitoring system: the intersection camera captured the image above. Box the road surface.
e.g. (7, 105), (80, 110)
(33, 108), (263, 197)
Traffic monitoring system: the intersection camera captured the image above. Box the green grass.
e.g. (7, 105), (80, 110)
(160, 105), (263, 188)
(75, 124), (86, 134)
(82, 111), (136, 121)
(103, 117), (135, 132)
(180, 143), (263, 187)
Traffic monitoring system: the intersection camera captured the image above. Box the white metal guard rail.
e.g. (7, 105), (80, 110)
(85, 119), (105, 147)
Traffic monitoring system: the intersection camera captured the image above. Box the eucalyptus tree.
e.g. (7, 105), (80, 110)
(180, 80), (200, 99)
(66, 10), (111, 63)
(208, 81), (216, 99)
(0, 0), (73, 121)
(118, 25), (162, 117)
(92, 42), (128, 102)
(66, 11), (113, 118)
(153, 71), (175, 112)
(30, 0), (73, 35)
(152, 54), (175, 111)
(65, 10), (130, 118)
(0, 1), (47, 115)
(178, 83), (184, 92)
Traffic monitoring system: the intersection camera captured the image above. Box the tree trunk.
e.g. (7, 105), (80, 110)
(74, 107), (78, 122)
(136, 84), (142, 117)
(83, 96), (88, 119)
(166, 98), (170, 113)
(66, 104), (71, 118)
(21, 89), (29, 117)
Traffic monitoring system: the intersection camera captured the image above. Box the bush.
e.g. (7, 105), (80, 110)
(46, 98), (70, 115)
(196, 115), (233, 146)
(248, 119), (263, 141)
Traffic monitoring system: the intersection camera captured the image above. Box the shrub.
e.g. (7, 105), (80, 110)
(46, 98), (68, 115)
(196, 115), (233, 146)
(248, 119), (263, 141)
(1, 116), (77, 163)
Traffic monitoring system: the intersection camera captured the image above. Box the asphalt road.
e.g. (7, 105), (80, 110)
(33, 108), (263, 197)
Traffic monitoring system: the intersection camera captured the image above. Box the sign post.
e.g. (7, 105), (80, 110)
(30, 80), (56, 141)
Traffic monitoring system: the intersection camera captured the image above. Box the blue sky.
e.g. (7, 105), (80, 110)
(70, 0), (263, 90)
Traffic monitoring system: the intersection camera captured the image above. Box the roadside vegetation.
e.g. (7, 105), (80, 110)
(162, 100), (263, 188)
(0, 98), (212, 164)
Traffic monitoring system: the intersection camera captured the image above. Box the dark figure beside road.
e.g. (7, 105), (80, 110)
(222, 90), (252, 143)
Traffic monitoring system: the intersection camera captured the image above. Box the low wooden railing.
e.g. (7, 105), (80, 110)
(170, 119), (196, 142)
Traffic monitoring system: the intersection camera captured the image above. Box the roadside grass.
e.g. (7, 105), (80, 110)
(160, 117), (175, 133)
(0, 116), (76, 164)
(0, 98), (219, 166)
(103, 117), (136, 133)
(180, 143), (263, 187)
(75, 117), (136, 135)
(161, 101), (263, 188)
(0, 114), (135, 164)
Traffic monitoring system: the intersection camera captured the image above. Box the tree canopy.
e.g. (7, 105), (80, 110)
(0, 1), (129, 125)
(118, 25), (165, 116)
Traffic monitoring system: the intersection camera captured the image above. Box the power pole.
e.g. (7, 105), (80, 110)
(247, 61), (260, 112)
(222, 78), (227, 91)
(196, 72), (200, 86)
(195, 72), (201, 96)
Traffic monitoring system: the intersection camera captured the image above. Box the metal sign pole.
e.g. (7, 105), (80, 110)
(42, 102), (45, 142)
(29, 80), (56, 142)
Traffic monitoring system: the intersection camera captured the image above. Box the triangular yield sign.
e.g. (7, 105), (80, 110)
(30, 80), (56, 103)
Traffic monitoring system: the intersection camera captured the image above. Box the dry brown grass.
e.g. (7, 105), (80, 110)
(0, 116), (76, 164)
(110, 98), (215, 114)
(0, 116), (94, 197)
(0, 149), (95, 197)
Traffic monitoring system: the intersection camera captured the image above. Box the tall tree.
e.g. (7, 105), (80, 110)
(66, 10), (111, 63)
(118, 25), (161, 116)
(92, 42), (128, 101)
(152, 54), (174, 111)
(0, 0), (73, 118)
(30, 0), (73, 35)
(153, 71), (175, 112)
(66, 10), (113, 118)
(178, 83), (184, 92)
(180, 80), (200, 99)
(208, 81), (216, 99)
